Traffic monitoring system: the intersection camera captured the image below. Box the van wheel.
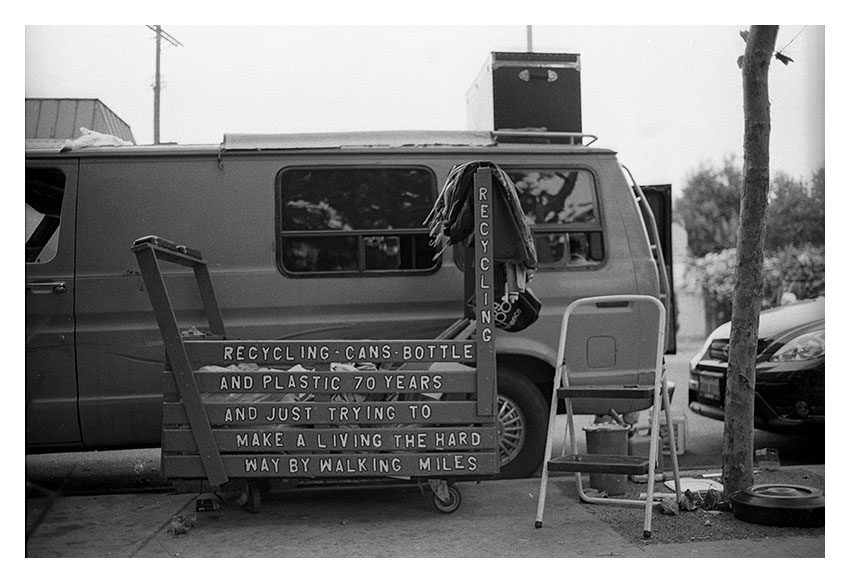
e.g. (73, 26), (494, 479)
(496, 369), (548, 479)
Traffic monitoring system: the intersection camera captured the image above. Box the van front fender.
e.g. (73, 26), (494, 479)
(495, 335), (557, 369)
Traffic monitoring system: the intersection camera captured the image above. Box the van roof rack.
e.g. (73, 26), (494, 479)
(221, 131), (497, 151)
(492, 130), (597, 146)
(220, 130), (599, 152)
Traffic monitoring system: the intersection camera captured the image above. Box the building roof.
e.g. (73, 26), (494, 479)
(25, 98), (136, 147)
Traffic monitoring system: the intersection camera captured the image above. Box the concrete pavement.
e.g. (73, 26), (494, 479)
(25, 473), (825, 559)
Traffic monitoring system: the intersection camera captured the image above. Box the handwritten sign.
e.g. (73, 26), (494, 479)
(158, 168), (500, 485)
(164, 401), (486, 425)
(184, 340), (476, 366)
(164, 427), (498, 452)
(473, 168), (496, 416)
(163, 452), (501, 478)
(164, 369), (475, 394)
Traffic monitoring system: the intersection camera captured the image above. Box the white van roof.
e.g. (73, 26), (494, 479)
(26, 130), (609, 157)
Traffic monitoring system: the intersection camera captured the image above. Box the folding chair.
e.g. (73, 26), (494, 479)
(534, 295), (682, 538)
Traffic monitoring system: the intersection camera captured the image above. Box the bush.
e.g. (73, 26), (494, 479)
(689, 245), (824, 329)
(676, 162), (824, 257)
(767, 244), (825, 301)
(691, 248), (737, 307)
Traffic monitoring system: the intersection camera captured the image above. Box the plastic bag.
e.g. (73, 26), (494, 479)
(494, 289), (541, 332)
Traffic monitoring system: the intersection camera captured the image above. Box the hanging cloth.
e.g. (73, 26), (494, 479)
(425, 161), (538, 301)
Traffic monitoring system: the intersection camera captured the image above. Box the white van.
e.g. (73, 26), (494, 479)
(25, 129), (673, 478)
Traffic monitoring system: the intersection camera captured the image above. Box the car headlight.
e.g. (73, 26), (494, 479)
(769, 329), (825, 362)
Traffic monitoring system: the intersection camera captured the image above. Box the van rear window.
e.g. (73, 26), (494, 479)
(506, 169), (604, 268)
(278, 167), (438, 275)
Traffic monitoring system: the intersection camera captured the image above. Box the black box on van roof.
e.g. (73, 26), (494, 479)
(466, 52), (582, 134)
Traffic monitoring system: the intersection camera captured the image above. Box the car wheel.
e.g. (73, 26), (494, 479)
(496, 369), (549, 479)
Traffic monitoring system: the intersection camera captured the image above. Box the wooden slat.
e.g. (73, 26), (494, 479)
(473, 168), (496, 416)
(163, 400), (491, 426)
(546, 454), (650, 474)
(184, 340), (477, 367)
(163, 368), (476, 395)
(162, 451), (500, 478)
(557, 386), (655, 400)
(163, 426), (498, 453)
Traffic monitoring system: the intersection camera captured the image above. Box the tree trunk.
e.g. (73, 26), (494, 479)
(722, 25), (779, 494)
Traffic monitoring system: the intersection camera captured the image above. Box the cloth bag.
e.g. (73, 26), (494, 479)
(494, 288), (541, 332)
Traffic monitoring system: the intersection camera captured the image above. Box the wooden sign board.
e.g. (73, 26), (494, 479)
(163, 452), (500, 478)
(164, 427), (498, 452)
(184, 340), (477, 367)
(163, 400), (488, 426)
(163, 368), (476, 395)
(145, 168), (500, 484)
(162, 427), (500, 477)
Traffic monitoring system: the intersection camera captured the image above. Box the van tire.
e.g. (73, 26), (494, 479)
(496, 369), (549, 479)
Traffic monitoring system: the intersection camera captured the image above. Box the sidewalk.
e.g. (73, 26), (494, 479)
(25, 473), (825, 558)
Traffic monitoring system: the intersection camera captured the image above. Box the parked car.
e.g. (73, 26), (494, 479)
(688, 296), (825, 434)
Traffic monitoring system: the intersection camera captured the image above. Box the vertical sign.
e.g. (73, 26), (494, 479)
(473, 169), (496, 416)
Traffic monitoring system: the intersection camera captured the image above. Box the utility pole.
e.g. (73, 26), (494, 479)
(526, 25), (533, 52)
(147, 25), (182, 144)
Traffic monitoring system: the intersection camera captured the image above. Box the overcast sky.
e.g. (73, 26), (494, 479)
(24, 23), (825, 197)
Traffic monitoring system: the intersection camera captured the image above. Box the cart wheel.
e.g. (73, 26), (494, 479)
(432, 485), (462, 514)
(245, 482), (262, 514)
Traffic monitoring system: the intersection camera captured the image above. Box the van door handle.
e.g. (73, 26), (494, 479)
(26, 281), (67, 294)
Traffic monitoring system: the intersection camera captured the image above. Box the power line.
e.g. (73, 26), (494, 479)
(777, 26), (806, 55)
(146, 25), (183, 144)
(148, 25), (183, 49)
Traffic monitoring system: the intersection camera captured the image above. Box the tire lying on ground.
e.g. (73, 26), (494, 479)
(495, 369), (549, 479)
(729, 484), (825, 527)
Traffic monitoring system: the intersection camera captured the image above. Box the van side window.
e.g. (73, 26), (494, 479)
(25, 168), (66, 263)
(507, 169), (604, 268)
(278, 167), (438, 275)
